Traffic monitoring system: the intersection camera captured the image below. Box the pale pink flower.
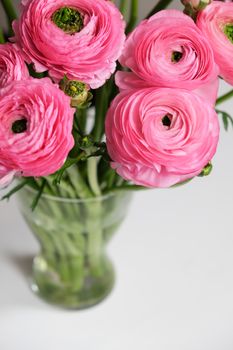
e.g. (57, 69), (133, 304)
(118, 10), (219, 93)
(0, 43), (29, 89)
(0, 78), (74, 187)
(105, 88), (219, 188)
(12, 0), (125, 89)
(197, 1), (233, 85)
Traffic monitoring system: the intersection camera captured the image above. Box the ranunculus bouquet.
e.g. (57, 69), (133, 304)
(1, 0), (233, 308)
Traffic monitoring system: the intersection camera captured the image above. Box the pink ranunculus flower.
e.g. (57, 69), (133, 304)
(0, 43), (29, 89)
(197, 1), (233, 85)
(105, 88), (219, 188)
(12, 0), (125, 89)
(0, 78), (74, 187)
(118, 10), (219, 92)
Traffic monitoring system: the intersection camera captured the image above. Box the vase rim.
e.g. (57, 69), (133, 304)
(23, 185), (130, 204)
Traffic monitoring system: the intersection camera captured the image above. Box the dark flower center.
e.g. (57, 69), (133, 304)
(52, 7), (84, 35)
(12, 118), (27, 134)
(171, 51), (183, 63)
(224, 24), (233, 44)
(162, 115), (172, 128)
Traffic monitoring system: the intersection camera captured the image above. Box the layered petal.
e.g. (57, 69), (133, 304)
(118, 10), (218, 91)
(105, 88), (220, 188)
(197, 1), (233, 85)
(115, 71), (219, 105)
(12, 0), (125, 89)
(0, 43), (29, 89)
(0, 78), (75, 185)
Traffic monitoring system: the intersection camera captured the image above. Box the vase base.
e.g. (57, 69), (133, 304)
(31, 255), (115, 309)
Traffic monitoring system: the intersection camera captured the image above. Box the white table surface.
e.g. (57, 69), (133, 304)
(1, 80), (233, 350)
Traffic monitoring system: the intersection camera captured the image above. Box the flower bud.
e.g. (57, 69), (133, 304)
(198, 162), (213, 177)
(181, 0), (212, 17)
(78, 135), (95, 150)
(60, 76), (90, 108)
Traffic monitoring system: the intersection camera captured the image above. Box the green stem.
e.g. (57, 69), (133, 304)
(126, 0), (138, 34)
(76, 108), (87, 135)
(92, 86), (109, 142)
(145, 0), (173, 18)
(1, 0), (17, 35)
(0, 28), (5, 43)
(66, 166), (93, 198)
(87, 156), (102, 196)
(216, 89), (233, 106)
(107, 170), (117, 190)
(86, 201), (103, 277)
(1, 178), (29, 201)
(119, 0), (128, 18)
(47, 176), (77, 199)
(31, 179), (46, 211)
(30, 224), (57, 267)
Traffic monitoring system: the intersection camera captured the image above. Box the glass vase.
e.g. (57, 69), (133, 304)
(17, 188), (132, 309)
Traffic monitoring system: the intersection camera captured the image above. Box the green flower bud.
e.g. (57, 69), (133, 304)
(60, 76), (90, 107)
(181, 0), (212, 19)
(198, 162), (213, 177)
(78, 135), (95, 150)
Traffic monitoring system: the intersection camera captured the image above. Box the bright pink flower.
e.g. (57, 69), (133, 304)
(197, 1), (233, 85)
(118, 10), (219, 92)
(13, 0), (125, 89)
(0, 43), (29, 89)
(0, 78), (74, 187)
(105, 88), (219, 188)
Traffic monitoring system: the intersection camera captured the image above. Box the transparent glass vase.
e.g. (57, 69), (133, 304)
(17, 187), (132, 309)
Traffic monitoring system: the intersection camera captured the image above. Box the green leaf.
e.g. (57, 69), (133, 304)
(216, 89), (233, 106)
(31, 179), (46, 211)
(1, 177), (39, 201)
(216, 109), (233, 131)
(1, 179), (29, 201)
(52, 153), (86, 185)
(27, 64), (48, 79)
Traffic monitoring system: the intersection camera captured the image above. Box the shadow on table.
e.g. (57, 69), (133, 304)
(0, 252), (49, 309)
(8, 253), (34, 279)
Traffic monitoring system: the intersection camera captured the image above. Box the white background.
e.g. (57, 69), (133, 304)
(1, 1), (233, 350)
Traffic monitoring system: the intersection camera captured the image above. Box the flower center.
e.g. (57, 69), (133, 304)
(162, 115), (172, 128)
(52, 7), (84, 35)
(12, 118), (27, 134)
(64, 80), (87, 98)
(171, 51), (183, 63)
(224, 24), (233, 44)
